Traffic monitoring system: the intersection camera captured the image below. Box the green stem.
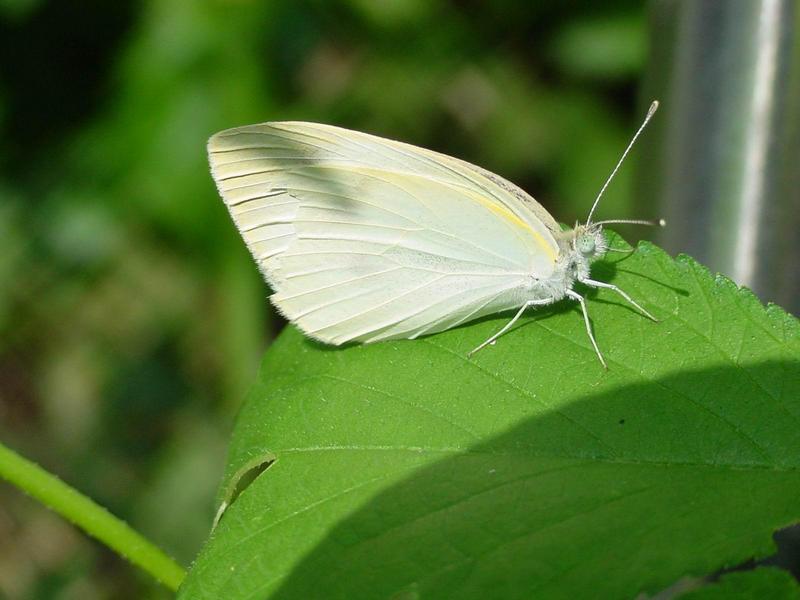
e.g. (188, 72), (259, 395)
(0, 440), (186, 591)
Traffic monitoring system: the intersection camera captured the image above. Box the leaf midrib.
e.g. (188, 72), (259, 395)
(275, 445), (800, 473)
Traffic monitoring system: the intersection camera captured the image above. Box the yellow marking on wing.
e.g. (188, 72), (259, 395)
(293, 162), (559, 264)
(475, 195), (557, 262)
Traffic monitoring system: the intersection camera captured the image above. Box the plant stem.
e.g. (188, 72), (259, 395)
(0, 440), (186, 591)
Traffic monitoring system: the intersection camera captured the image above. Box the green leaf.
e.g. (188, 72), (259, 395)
(179, 236), (800, 599)
(679, 568), (800, 599)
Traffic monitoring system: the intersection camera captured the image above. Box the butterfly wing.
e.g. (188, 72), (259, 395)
(208, 121), (561, 344)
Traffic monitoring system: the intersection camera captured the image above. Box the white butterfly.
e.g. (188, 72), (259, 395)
(208, 101), (662, 368)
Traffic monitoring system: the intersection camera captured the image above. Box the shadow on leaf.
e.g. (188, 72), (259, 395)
(231, 361), (800, 599)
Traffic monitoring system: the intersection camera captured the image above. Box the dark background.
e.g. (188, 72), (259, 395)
(0, 1), (649, 597)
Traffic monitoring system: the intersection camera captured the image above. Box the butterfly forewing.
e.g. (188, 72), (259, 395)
(208, 122), (560, 344)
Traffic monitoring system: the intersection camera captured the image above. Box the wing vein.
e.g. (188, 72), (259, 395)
(279, 266), (405, 303)
(307, 274), (451, 337)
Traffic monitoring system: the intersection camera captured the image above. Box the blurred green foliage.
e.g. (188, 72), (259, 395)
(0, 1), (646, 597)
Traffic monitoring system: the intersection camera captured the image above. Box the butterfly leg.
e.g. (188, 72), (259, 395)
(579, 278), (657, 322)
(467, 298), (553, 358)
(565, 289), (608, 369)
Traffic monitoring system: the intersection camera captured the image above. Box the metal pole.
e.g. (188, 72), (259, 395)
(641, 0), (800, 314)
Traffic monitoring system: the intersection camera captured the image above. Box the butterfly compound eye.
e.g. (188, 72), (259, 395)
(577, 233), (596, 256)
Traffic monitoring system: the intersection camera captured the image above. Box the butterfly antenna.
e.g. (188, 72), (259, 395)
(586, 100), (659, 226)
(594, 218), (666, 227)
